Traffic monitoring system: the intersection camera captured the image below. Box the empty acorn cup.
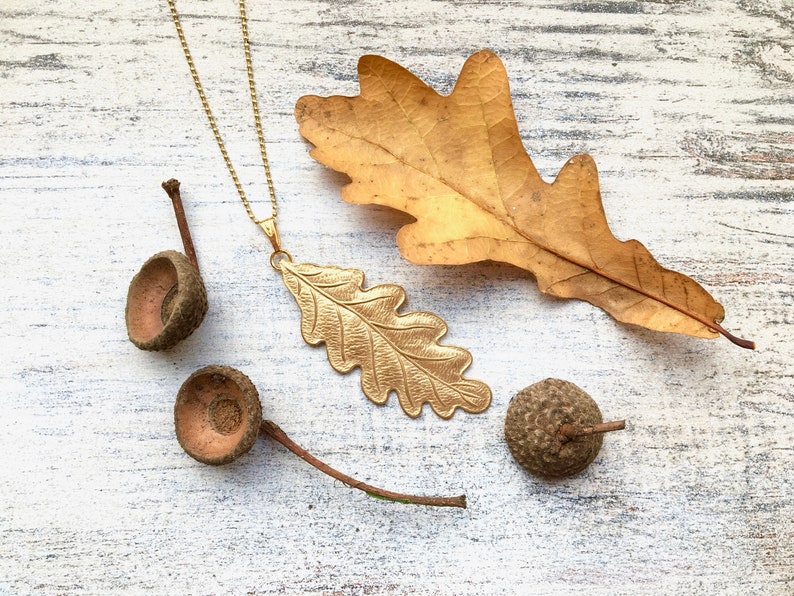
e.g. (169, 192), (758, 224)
(125, 179), (207, 351)
(173, 365), (467, 508)
(175, 365), (262, 465)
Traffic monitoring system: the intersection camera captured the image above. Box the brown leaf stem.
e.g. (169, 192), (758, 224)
(558, 420), (626, 441)
(709, 322), (755, 350)
(260, 420), (467, 508)
(161, 178), (199, 271)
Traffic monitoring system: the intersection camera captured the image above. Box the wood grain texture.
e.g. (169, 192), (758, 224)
(0, 0), (791, 594)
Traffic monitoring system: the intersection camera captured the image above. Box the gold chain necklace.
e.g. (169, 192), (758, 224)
(166, 0), (491, 419)
(167, 0), (284, 259)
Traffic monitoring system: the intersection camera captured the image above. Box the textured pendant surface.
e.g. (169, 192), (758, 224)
(280, 260), (491, 419)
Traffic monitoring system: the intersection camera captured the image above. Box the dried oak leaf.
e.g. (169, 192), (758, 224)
(280, 260), (492, 419)
(295, 50), (753, 349)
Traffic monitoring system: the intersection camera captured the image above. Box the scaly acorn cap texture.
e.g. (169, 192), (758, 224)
(174, 365), (263, 466)
(504, 378), (604, 479)
(125, 250), (207, 351)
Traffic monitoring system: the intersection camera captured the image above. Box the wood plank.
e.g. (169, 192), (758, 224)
(1, 0), (791, 593)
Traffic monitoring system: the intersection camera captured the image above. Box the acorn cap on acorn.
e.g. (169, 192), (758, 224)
(504, 378), (625, 479)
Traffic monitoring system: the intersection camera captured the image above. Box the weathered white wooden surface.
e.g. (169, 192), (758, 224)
(1, 0), (792, 593)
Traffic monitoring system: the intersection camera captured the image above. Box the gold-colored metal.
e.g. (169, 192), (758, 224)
(257, 217), (281, 253)
(166, 0), (494, 418)
(166, 0), (278, 231)
(279, 260), (492, 419)
(269, 250), (293, 271)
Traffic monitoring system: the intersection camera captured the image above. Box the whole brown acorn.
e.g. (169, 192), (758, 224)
(504, 378), (625, 479)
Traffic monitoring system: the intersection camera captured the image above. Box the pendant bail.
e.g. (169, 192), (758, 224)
(257, 217), (281, 253)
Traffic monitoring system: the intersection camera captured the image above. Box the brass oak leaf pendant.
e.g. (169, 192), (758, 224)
(279, 260), (492, 418)
(295, 50), (753, 349)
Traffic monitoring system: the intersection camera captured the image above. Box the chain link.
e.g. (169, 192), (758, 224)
(166, 0), (278, 225)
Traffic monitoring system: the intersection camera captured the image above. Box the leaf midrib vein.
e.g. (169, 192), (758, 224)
(313, 120), (718, 335)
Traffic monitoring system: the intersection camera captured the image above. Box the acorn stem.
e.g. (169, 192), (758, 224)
(260, 420), (467, 509)
(162, 178), (199, 272)
(559, 420), (626, 440)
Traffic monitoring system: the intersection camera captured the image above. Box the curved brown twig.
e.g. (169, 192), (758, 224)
(261, 420), (467, 508)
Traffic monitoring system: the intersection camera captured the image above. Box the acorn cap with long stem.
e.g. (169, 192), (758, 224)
(125, 180), (208, 351)
(174, 365), (467, 508)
